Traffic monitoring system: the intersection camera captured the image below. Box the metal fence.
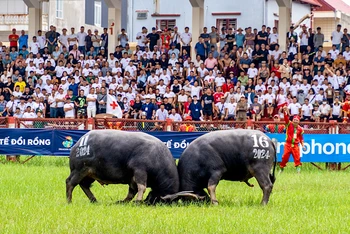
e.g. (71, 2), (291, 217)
(0, 117), (348, 134)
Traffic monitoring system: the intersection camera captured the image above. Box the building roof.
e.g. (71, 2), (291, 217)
(298, 0), (322, 7)
(315, 0), (350, 14)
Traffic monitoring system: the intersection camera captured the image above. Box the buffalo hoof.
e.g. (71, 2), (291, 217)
(90, 199), (97, 203)
(211, 200), (219, 206)
(134, 200), (144, 205)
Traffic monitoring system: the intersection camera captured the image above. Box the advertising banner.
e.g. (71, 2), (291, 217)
(1, 129), (350, 162)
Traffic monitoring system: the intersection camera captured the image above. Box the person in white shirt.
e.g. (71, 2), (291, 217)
(181, 27), (192, 56)
(58, 28), (69, 49)
(329, 45), (340, 60)
(215, 97), (228, 120)
(214, 72), (225, 87)
(268, 27), (279, 50)
(55, 60), (65, 78)
(247, 63), (258, 79)
(289, 79), (300, 97)
(156, 79), (167, 96)
(68, 27), (78, 51)
(343, 46), (350, 62)
(29, 36), (40, 55)
(86, 88), (97, 118)
(319, 100), (331, 122)
(77, 26), (87, 54)
(301, 98), (313, 121)
(325, 65), (344, 90)
(331, 24), (343, 50)
(125, 61), (137, 77)
(33, 54), (44, 68)
(136, 27), (148, 49)
(147, 71), (159, 90)
(190, 81), (202, 98)
(64, 98), (75, 119)
(155, 103), (169, 130)
(287, 97), (301, 116)
(225, 97), (237, 120)
(169, 108), (182, 121)
(55, 88), (66, 118)
(36, 30), (46, 53)
(22, 106), (37, 126)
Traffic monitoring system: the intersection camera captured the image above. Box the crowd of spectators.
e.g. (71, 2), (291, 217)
(1, 23), (350, 124)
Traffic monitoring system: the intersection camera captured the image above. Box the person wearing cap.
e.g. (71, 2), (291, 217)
(179, 115), (196, 132)
(235, 28), (245, 48)
(140, 94), (156, 120)
(280, 105), (306, 173)
(265, 114), (285, 133)
(331, 24), (343, 51)
(188, 95), (202, 121)
(92, 29), (101, 54)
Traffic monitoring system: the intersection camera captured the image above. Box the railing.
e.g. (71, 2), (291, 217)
(0, 117), (347, 134)
(0, 14), (29, 25)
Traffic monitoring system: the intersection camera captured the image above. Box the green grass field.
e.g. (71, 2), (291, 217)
(0, 157), (350, 234)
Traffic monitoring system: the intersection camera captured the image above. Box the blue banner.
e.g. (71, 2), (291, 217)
(1, 129), (350, 162)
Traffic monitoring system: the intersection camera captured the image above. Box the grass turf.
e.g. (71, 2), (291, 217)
(0, 157), (349, 234)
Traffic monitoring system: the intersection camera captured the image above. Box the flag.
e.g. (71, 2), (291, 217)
(106, 94), (123, 118)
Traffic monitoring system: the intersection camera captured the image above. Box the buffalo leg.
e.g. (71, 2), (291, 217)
(66, 171), (86, 203)
(79, 177), (97, 203)
(207, 172), (222, 205)
(123, 181), (138, 202)
(133, 170), (147, 202)
(254, 170), (273, 205)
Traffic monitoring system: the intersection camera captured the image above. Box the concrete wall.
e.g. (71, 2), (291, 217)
(267, 0), (311, 34)
(0, 0), (27, 14)
(204, 0), (264, 30)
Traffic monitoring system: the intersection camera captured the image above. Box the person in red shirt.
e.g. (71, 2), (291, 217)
(222, 78), (234, 93)
(179, 115), (196, 132)
(9, 28), (19, 51)
(213, 86), (224, 103)
(265, 114), (285, 133)
(341, 92), (350, 123)
(182, 96), (192, 117)
(280, 106), (306, 173)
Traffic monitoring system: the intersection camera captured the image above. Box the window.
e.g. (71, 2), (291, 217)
(94, 1), (101, 27)
(216, 18), (237, 31)
(156, 19), (176, 30)
(56, 0), (63, 19)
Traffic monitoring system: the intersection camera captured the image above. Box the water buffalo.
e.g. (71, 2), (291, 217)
(177, 129), (277, 205)
(66, 130), (180, 204)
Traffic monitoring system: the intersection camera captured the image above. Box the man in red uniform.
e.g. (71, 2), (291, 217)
(265, 114), (285, 133)
(280, 106), (306, 173)
(179, 115), (196, 132)
(341, 92), (350, 123)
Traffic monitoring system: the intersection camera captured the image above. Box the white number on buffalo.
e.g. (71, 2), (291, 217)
(253, 149), (270, 159)
(251, 134), (269, 148)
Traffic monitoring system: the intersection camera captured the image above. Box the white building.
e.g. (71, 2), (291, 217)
(126, 0), (319, 42)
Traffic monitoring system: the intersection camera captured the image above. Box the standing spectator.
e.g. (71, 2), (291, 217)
(58, 28), (69, 49)
(85, 29), (93, 53)
(313, 27), (324, 52)
(55, 88), (65, 118)
(195, 37), (206, 61)
(118, 29), (129, 48)
(219, 27), (226, 50)
(9, 28), (19, 51)
(250, 96), (263, 121)
(101, 28), (108, 54)
(215, 96), (228, 120)
(268, 27), (279, 51)
(341, 28), (350, 52)
(29, 36), (40, 55)
(171, 26), (181, 51)
(235, 28), (245, 48)
(136, 27), (148, 51)
(48, 90), (57, 118)
(181, 27), (192, 56)
(287, 96), (301, 116)
(64, 97), (74, 119)
(77, 26), (87, 55)
(331, 24), (343, 51)
(46, 25), (59, 53)
(86, 87), (97, 118)
(299, 25), (309, 54)
(36, 30), (46, 54)
(225, 28), (235, 52)
(188, 95), (202, 121)
(97, 87), (107, 114)
(200, 27), (210, 56)
(257, 25), (268, 46)
(201, 88), (214, 121)
(18, 30), (28, 51)
(75, 90), (87, 119)
(147, 27), (160, 52)
(141, 95), (156, 119)
(92, 29), (101, 54)
(236, 96), (247, 121)
(319, 99), (331, 122)
(68, 27), (78, 51)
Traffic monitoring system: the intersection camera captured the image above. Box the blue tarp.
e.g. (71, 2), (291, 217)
(0, 129), (349, 162)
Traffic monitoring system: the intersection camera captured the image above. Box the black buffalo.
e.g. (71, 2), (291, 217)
(177, 129), (277, 205)
(66, 130), (180, 204)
